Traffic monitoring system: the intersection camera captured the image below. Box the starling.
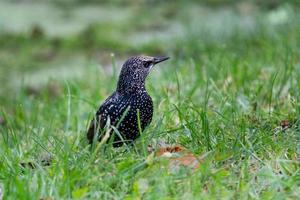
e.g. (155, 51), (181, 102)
(87, 55), (169, 147)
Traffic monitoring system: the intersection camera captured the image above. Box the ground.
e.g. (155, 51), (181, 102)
(0, 1), (300, 199)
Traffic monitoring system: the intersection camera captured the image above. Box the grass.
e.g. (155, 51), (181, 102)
(1, 1), (300, 199)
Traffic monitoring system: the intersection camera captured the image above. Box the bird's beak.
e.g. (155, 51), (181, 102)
(153, 56), (170, 65)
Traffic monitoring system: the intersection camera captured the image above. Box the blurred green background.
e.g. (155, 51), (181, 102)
(1, 0), (299, 97)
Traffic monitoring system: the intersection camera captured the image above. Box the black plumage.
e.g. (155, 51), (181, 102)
(87, 55), (169, 147)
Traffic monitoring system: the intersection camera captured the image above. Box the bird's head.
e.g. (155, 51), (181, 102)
(117, 55), (169, 94)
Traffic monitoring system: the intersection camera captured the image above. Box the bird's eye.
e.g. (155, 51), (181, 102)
(143, 61), (152, 68)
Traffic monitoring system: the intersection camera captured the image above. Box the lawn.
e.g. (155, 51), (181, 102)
(0, 1), (300, 199)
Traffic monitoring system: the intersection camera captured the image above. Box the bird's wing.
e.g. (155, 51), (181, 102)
(87, 92), (121, 143)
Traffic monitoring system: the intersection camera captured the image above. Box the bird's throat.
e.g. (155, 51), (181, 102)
(116, 78), (146, 95)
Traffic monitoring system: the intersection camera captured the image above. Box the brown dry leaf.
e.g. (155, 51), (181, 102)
(170, 153), (203, 171)
(152, 145), (205, 172)
(155, 145), (185, 157)
(280, 119), (291, 129)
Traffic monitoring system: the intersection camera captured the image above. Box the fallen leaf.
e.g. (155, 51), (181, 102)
(155, 145), (185, 157)
(280, 119), (290, 129)
(152, 145), (205, 172)
(170, 153), (202, 171)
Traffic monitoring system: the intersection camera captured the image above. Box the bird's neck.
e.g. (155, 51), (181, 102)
(116, 78), (146, 95)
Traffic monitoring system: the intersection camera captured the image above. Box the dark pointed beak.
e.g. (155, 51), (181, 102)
(153, 56), (170, 65)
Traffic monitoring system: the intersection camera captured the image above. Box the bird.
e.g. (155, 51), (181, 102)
(87, 55), (170, 147)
